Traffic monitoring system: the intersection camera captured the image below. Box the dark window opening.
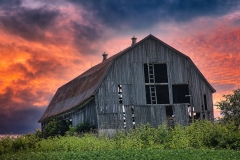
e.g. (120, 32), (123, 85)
(118, 85), (123, 104)
(145, 85), (157, 104)
(154, 64), (168, 83)
(194, 112), (201, 120)
(156, 85), (169, 104)
(144, 64), (149, 83)
(145, 86), (151, 104)
(166, 105), (173, 116)
(202, 112), (206, 119)
(166, 105), (174, 126)
(172, 84), (190, 103)
(144, 64), (168, 83)
(204, 94), (208, 110)
(119, 97), (122, 104)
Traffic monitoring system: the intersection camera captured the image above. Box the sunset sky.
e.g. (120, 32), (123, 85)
(0, 0), (240, 134)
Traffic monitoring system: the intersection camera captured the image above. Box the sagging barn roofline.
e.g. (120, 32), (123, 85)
(39, 34), (215, 123)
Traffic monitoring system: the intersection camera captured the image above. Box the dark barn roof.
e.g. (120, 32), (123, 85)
(39, 35), (215, 122)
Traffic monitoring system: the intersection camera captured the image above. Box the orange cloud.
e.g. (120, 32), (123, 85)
(167, 19), (240, 117)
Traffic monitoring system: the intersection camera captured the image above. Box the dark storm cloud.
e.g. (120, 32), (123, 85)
(69, 0), (240, 29)
(0, 7), (60, 42)
(0, 87), (50, 134)
(0, 106), (45, 134)
(71, 22), (104, 54)
(72, 22), (102, 41)
(0, 0), (22, 8)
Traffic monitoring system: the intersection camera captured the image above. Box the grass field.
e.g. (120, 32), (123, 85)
(1, 149), (240, 160)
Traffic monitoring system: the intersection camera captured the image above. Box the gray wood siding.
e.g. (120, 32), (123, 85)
(124, 105), (166, 129)
(174, 104), (189, 126)
(72, 99), (97, 127)
(95, 37), (214, 129)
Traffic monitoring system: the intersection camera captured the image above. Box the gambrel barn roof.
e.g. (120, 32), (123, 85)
(39, 35), (215, 122)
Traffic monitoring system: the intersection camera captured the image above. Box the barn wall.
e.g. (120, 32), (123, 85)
(188, 62), (214, 121)
(95, 37), (214, 130)
(72, 99), (97, 127)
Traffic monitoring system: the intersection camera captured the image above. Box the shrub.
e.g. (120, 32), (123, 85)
(43, 119), (59, 138)
(166, 124), (190, 149)
(0, 136), (13, 155)
(75, 121), (96, 133)
(65, 126), (78, 136)
(0, 130), (42, 155)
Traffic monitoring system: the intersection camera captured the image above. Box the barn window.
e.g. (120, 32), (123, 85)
(166, 105), (174, 116)
(204, 94), (208, 110)
(145, 85), (153, 104)
(144, 63), (169, 104)
(144, 64), (168, 83)
(154, 64), (168, 83)
(156, 85), (169, 104)
(194, 112), (201, 120)
(172, 84), (190, 104)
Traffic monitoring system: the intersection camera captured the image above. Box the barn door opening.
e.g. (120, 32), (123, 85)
(166, 105), (174, 126)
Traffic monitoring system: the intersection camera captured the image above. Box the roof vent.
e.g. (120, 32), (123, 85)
(102, 52), (108, 61)
(131, 36), (137, 46)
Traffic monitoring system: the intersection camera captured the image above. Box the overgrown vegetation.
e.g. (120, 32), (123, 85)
(43, 120), (96, 138)
(217, 88), (240, 131)
(1, 121), (240, 157)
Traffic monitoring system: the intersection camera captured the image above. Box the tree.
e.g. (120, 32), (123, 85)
(217, 88), (240, 130)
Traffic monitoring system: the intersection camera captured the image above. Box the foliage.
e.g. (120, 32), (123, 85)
(75, 121), (96, 133)
(217, 88), (240, 130)
(43, 119), (72, 138)
(166, 124), (189, 149)
(65, 126), (78, 136)
(1, 121), (240, 157)
(43, 119), (59, 138)
(0, 130), (42, 155)
(1, 149), (240, 160)
(58, 119), (72, 135)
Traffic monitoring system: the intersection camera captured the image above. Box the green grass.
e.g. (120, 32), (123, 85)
(1, 149), (240, 160)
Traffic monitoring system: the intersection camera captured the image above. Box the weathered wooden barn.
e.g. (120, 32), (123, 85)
(39, 34), (216, 134)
